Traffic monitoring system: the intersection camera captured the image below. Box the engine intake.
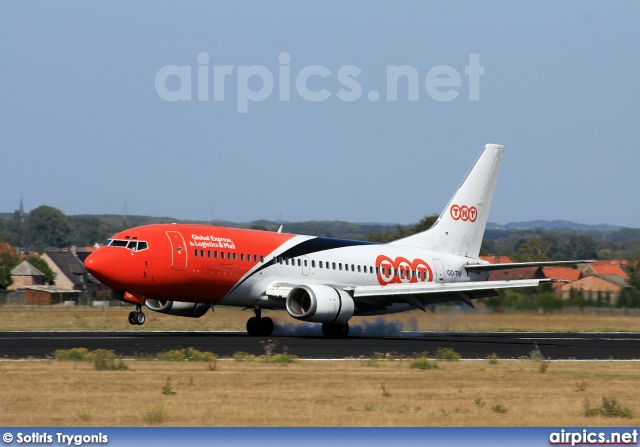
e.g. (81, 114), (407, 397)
(145, 299), (210, 318)
(286, 284), (354, 324)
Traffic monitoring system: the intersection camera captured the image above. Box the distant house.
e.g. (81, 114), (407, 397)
(582, 263), (629, 280)
(23, 285), (81, 305)
(7, 260), (45, 290)
(40, 251), (101, 294)
(560, 275), (628, 301)
(541, 266), (583, 296)
(554, 259), (630, 301)
(541, 267), (582, 283)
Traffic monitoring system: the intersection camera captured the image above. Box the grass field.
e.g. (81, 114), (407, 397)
(0, 357), (638, 426)
(0, 306), (638, 427)
(0, 304), (639, 332)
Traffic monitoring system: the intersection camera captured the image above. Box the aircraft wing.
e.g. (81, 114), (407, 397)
(351, 278), (564, 297)
(465, 260), (593, 272)
(351, 278), (566, 309)
(266, 278), (567, 310)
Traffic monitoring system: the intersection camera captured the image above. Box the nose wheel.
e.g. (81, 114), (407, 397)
(245, 308), (274, 336)
(128, 306), (146, 325)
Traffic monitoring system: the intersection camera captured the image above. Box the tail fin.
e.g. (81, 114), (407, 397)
(390, 144), (504, 259)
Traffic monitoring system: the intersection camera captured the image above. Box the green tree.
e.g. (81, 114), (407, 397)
(0, 211), (26, 248)
(411, 215), (438, 233)
(566, 286), (585, 308)
(69, 216), (103, 246)
(26, 256), (55, 284)
(565, 234), (597, 260)
(0, 241), (20, 289)
(584, 289), (595, 307)
(595, 290), (604, 308)
(366, 214), (438, 243)
(536, 292), (564, 312)
(512, 238), (552, 262)
(0, 259), (11, 289)
(616, 254), (640, 308)
(25, 206), (74, 249)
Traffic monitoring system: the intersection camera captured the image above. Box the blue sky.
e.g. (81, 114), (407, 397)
(1, 1), (638, 227)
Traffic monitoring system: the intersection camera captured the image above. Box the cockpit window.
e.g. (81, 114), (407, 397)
(105, 239), (149, 251)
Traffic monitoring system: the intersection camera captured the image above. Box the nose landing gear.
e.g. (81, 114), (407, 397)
(245, 307), (274, 336)
(128, 305), (146, 326)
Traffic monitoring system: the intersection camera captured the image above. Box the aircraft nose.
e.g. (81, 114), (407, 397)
(84, 248), (115, 282)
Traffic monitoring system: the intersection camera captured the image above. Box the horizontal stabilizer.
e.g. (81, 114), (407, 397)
(465, 260), (594, 272)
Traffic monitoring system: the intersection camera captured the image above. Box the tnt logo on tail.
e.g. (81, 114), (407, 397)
(450, 204), (477, 222)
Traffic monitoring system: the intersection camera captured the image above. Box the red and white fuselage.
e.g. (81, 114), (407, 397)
(85, 144), (582, 337)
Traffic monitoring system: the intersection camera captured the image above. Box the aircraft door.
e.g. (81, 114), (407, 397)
(434, 259), (445, 283)
(166, 231), (188, 271)
(302, 256), (310, 276)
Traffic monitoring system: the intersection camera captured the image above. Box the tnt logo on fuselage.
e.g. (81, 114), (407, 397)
(376, 255), (433, 286)
(450, 204), (477, 222)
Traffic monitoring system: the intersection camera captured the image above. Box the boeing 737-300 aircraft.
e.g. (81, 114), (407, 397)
(85, 144), (589, 338)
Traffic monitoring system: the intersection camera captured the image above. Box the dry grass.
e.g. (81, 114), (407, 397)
(0, 359), (638, 426)
(0, 305), (248, 331)
(413, 308), (640, 333)
(0, 304), (639, 332)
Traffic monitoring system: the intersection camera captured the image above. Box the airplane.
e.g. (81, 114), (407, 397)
(84, 144), (590, 338)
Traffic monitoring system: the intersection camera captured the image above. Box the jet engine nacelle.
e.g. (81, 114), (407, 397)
(285, 284), (354, 324)
(145, 299), (210, 318)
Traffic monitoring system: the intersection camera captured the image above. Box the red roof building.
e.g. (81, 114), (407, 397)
(560, 276), (627, 301)
(542, 267), (582, 282)
(583, 263), (629, 279)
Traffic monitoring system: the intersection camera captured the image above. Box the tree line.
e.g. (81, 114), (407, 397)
(1, 207), (639, 261)
(1, 206), (640, 305)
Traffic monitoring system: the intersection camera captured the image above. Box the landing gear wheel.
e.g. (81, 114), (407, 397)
(135, 311), (145, 325)
(322, 322), (349, 339)
(246, 314), (275, 336)
(258, 317), (274, 336)
(246, 317), (260, 336)
(128, 305), (145, 326)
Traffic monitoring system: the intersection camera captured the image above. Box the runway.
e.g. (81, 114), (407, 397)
(1, 331), (638, 360)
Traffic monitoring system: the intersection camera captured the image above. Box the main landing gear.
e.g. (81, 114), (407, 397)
(128, 305), (146, 326)
(245, 308), (274, 336)
(322, 322), (349, 339)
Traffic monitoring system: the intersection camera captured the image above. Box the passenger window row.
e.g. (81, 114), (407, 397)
(275, 256), (429, 280)
(277, 256), (373, 273)
(194, 249), (264, 263)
